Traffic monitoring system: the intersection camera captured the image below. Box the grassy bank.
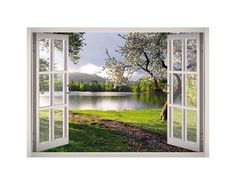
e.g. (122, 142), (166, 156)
(45, 109), (166, 152)
(47, 120), (132, 152)
(44, 109), (196, 152)
(70, 109), (167, 137)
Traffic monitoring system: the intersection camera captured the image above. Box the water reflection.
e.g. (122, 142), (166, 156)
(69, 92), (166, 110)
(39, 91), (167, 110)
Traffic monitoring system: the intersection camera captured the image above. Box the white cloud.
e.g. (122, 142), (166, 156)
(79, 63), (101, 75)
(77, 63), (108, 78)
(130, 71), (148, 81)
(69, 62), (147, 81)
(97, 69), (108, 78)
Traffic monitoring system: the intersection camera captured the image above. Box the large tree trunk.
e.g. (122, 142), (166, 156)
(160, 101), (168, 120)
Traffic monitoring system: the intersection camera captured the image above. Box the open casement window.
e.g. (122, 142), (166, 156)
(35, 33), (69, 151)
(167, 33), (202, 152)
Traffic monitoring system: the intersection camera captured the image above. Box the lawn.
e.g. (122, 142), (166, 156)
(70, 109), (167, 137)
(46, 120), (132, 152)
(45, 109), (166, 152)
(41, 109), (196, 152)
(172, 108), (197, 142)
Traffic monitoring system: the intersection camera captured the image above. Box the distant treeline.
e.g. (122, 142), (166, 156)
(69, 81), (131, 92)
(69, 77), (167, 92)
(39, 76), (167, 93)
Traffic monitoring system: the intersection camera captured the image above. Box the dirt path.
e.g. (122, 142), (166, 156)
(70, 114), (191, 152)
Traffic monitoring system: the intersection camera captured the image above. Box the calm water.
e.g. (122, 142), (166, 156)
(40, 91), (166, 110)
(69, 91), (166, 110)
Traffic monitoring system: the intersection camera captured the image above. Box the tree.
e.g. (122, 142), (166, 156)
(39, 33), (85, 93)
(137, 77), (155, 92)
(104, 50), (133, 88)
(105, 33), (168, 92)
(105, 82), (114, 91)
(131, 84), (140, 92)
(79, 83), (86, 91)
(104, 33), (170, 120)
(54, 32), (86, 64)
(104, 33), (186, 120)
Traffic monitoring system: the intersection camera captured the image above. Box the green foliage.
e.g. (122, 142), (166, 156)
(39, 59), (49, 72)
(79, 82), (86, 91)
(136, 77), (154, 92)
(52, 75), (167, 94)
(104, 82), (114, 91)
(54, 79), (63, 91)
(104, 33), (168, 92)
(54, 32), (86, 64)
(186, 75), (197, 107)
(67, 76), (166, 93)
(68, 82), (132, 92)
(130, 77), (166, 93)
(39, 74), (49, 93)
(131, 84), (140, 92)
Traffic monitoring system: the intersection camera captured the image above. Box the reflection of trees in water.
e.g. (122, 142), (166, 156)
(69, 93), (167, 110)
(131, 93), (167, 108)
(70, 95), (132, 103)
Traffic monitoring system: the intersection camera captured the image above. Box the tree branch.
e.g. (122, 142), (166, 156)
(143, 51), (150, 70)
(161, 59), (167, 69)
(118, 33), (127, 40)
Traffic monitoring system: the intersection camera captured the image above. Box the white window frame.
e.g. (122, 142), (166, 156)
(27, 27), (209, 157)
(35, 33), (69, 151)
(167, 33), (200, 151)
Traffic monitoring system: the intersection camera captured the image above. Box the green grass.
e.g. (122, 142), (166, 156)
(44, 109), (166, 152)
(40, 108), (197, 152)
(173, 108), (182, 139)
(70, 109), (167, 137)
(39, 109), (64, 142)
(172, 108), (197, 142)
(46, 120), (132, 152)
(39, 110), (49, 142)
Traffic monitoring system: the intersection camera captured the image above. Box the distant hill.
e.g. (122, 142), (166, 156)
(69, 72), (106, 83)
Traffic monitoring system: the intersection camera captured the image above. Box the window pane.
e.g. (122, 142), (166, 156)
(54, 108), (64, 139)
(173, 108), (182, 139)
(39, 39), (50, 72)
(186, 75), (197, 107)
(172, 40), (182, 71)
(173, 74), (182, 105)
(39, 110), (50, 143)
(54, 39), (64, 71)
(54, 74), (64, 105)
(187, 39), (197, 71)
(187, 110), (197, 142)
(39, 74), (50, 107)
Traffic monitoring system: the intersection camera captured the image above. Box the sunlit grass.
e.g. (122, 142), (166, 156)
(39, 109), (64, 141)
(40, 108), (197, 152)
(70, 109), (167, 137)
(172, 108), (197, 142)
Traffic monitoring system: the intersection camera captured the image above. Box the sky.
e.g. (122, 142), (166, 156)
(68, 32), (146, 81)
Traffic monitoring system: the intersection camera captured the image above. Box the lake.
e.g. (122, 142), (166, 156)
(40, 91), (166, 110)
(69, 91), (166, 110)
